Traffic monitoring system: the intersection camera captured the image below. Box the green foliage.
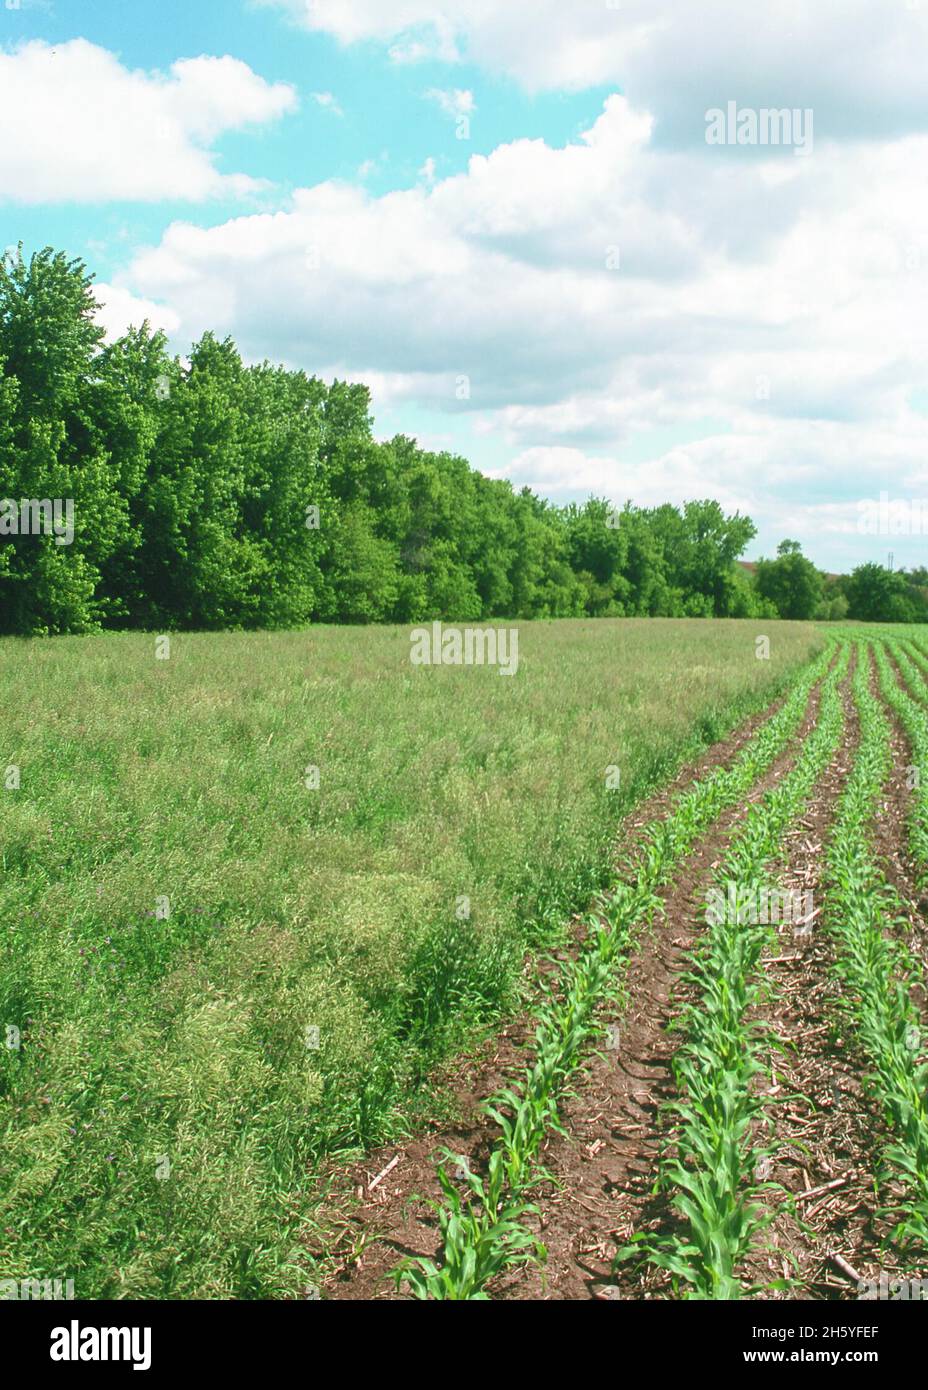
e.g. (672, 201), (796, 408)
(0, 245), (784, 636)
(754, 540), (824, 621)
(815, 588), (850, 622)
(0, 618), (822, 1297)
(0, 247), (112, 634)
(844, 563), (928, 624)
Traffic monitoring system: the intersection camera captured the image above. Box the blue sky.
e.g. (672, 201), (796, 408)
(2, 0), (927, 573)
(6, 0), (611, 275)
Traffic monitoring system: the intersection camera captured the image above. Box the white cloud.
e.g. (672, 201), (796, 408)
(497, 421), (928, 562)
(424, 87), (474, 121)
(114, 86), (928, 568)
(0, 39), (297, 204)
(312, 91), (344, 116)
(261, 0), (928, 144)
(92, 282), (182, 341)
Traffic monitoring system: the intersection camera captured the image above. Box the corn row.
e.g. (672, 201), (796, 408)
(900, 635), (928, 688)
(871, 639), (928, 884)
(395, 643), (836, 1298)
(616, 642), (850, 1298)
(822, 642), (928, 1250)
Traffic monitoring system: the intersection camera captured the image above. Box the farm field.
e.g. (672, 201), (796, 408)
(321, 625), (928, 1301)
(0, 618), (823, 1299)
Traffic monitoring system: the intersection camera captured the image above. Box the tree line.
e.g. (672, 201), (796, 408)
(752, 542), (928, 626)
(0, 248), (922, 635)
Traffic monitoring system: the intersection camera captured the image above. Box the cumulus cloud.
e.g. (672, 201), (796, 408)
(92, 282), (182, 341)
(113, 76), (927, 565)
(260, 0), (928, 144)
(0, 39), (297, 204)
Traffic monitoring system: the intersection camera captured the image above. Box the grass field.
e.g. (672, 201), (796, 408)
(0, 618), (824, 1298)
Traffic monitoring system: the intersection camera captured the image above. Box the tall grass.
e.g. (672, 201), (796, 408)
(0, 618), (822, 1297)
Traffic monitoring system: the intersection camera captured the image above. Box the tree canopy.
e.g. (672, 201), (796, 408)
(1, 246), (921, 635)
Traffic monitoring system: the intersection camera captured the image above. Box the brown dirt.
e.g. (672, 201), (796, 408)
(608, 689), (791, 865)
(872, 648), (928, 984)
(734, 654), (894, 1299)
(590, 648), (926, 1302)
(491, 680), (831, 1301)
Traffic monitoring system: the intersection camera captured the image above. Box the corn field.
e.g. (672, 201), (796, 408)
(340, 629), (928, 1301)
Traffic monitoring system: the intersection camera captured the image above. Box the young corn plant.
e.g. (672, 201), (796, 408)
(823, 640), (928, 1251)
(898, 635), (928, 695)
(616, 644), (851, 1298)
(397, 1152), (545, 1300)
(871, 638), (928, 885)
(395, 644), (838, 1299)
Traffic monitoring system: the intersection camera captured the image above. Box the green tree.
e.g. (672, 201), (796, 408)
(754, 540), (823, 619)
(844, 563), (920, 623)
(0, 247), (117, 634)
(321, 502), (400, 623)
(0, 244), (826, 637)
(237, 361), (328, 628)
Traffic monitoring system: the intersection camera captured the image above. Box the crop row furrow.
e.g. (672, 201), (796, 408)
(871, 639), (928, 886)
(823, 640), (928, 1251)
(395, 643), (838, 1298)
(615, 642), (851, 1298)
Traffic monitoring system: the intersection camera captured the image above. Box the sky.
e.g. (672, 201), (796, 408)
(1, 0), (927, 572)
